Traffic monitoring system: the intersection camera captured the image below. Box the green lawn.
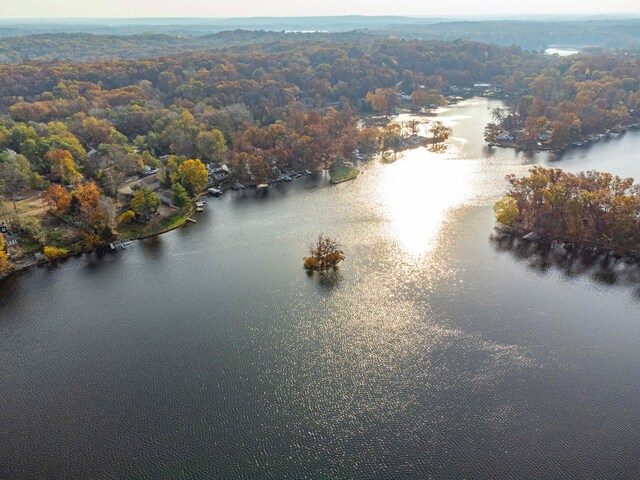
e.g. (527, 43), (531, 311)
(118, 209), (193, 240)
(330, 165), (360, 184)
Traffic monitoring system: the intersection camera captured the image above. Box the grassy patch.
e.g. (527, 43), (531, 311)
(330, 165), (360, 184)
(18, 239), (43, 255)
(118, 209), (193, 240)
(160, 212), (190, 230)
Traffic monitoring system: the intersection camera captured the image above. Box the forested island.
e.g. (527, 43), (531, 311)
(2, 28), (640, 277)
(495, 167), (640, 256)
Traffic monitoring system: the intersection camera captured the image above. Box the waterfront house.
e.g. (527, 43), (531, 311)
(207, 163), (230, 182)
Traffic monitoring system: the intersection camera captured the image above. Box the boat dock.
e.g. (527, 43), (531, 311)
(110, 240), (133, 251)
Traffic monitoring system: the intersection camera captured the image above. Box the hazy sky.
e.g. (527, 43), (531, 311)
(1, 0), (639, 18)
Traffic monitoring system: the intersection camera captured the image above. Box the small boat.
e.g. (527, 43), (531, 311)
(196, 207), (204, 212)
(186, 217), (197, 224)
(195, 201), (206, 207)
(208, 187), (223, 196)
(256, 183), (269, 190)
(232, 183), (246, 190)
(305, 170), (312, 175)
(293, 172), (303, 178)
(281, 175), (292, 182)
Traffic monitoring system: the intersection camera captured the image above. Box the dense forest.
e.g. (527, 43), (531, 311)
(485, 52), (640, 148)
(2, 32), (640, 274)
(495, 167), (640, 255)
(2, 17), (640, 53)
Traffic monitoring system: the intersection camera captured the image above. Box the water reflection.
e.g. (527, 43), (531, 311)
(490, 228), (640, 288)
(306, 268), (343, 292)
(376, 148), (476, 259)
(138, 235), (165, 260)
(426, 143), (448, 154)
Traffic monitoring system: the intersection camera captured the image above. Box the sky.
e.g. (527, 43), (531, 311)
(1, 0), (639, 19)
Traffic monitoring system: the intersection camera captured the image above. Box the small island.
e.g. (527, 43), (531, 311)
(304, 235), (345, 272)
(494, 167), (640, 257)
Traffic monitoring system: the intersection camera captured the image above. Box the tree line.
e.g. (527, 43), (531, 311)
(495, 167), (640, 253)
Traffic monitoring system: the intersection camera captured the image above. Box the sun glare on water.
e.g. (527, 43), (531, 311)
(376, 147), (477, 260)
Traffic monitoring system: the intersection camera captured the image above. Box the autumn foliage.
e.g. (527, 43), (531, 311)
(117, 210), (135, 225)
(42, 184), (72, 213)
(177, 159), (208, 195)
(44, 246), (69, 260)
(46, 149), (82, 184)
(0, 235), (9, 273)
(496, 167), (640, 252)
(304, 235), (346, 272)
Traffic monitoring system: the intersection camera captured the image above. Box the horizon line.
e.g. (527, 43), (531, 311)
(2, 13), (640, 21)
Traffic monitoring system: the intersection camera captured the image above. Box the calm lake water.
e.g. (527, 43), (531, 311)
(2, 98), (640, 479)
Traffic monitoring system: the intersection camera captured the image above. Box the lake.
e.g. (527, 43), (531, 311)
(2, 98), (640, 479)
(545, 47), (580, 56)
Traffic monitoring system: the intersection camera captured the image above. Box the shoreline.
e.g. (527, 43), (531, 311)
(0, 205), (197, 282)
(0, 124), (450, 282)
(488, 125), (640, 153)
(494, 225), (640, 261)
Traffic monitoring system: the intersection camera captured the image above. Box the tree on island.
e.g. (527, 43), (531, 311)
(429, 121), (452, 143)
(304, 235), (345, 272)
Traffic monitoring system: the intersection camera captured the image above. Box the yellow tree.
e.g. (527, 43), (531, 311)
(46, 149), (82, 184)
(494, 196), (520, 226)
(178, 159), (208, 195)
(0, 234), (9, 273)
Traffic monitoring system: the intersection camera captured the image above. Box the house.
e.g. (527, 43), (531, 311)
(159, 189), (175, 206)
(497, 132), (515, 142)
(2, 233), (20, 256)
(207, 163), (229, 182)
